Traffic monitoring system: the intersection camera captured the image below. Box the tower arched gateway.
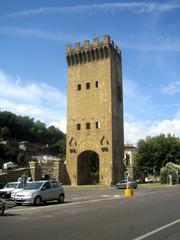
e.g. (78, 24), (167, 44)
(66, 35), (124, 185)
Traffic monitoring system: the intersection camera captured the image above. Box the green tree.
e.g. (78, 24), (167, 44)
(0, 110), (66, 164)
(135, 134), (180, 176)
(0, 127), (11, 138)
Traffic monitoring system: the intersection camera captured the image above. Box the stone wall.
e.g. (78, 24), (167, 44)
(0, 168), (30, 186)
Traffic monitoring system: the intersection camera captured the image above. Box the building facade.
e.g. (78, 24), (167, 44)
(124, 144), (137, 180)
(66, 35), (124, 185)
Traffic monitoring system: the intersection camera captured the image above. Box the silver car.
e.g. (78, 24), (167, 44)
(116, 180), (138, 189)
(14, 180), (65, 206)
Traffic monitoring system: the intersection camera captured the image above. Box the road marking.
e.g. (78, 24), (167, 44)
(133, 218), (180, 240)
(8, 196), (122, 213)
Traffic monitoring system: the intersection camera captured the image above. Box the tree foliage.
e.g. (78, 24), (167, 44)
(0, 111), (66, 165)
(135, 134), (180, 176)
(160, 162), (180, 184)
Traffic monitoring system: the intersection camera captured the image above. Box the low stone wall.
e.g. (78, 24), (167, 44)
(0, 168), (30, 186)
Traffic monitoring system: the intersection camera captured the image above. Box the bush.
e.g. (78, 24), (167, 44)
(160, 162), (180, 184)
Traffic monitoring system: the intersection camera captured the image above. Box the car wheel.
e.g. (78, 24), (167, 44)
(0, 205), (5, 215)
(34, 196), (41, 206)
(58, 194), (64, 203)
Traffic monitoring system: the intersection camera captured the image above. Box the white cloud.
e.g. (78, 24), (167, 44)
(124, 119), (180, 145)
(4, 3), (180, 17)
(0, 26), (88, 43)
(49, 120), (67, 133)
(162, 81), (180, 95)
(0, 70), (67, 132)
(0, 26), (180, 52)
(148, 120), (180, 136)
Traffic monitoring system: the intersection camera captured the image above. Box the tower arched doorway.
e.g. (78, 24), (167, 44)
(77, 151), (99, 185)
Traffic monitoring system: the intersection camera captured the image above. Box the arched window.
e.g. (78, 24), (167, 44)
(77, 84), (81, 91)
(86, 82), (90, 89)
(96, 121), (101, 129)
(77, 123), (81, 130)
(95, 80), (100, 88)
(86, 122), (90, 129)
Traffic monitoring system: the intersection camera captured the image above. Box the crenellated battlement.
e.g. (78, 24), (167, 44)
(66, 35), (121, 66)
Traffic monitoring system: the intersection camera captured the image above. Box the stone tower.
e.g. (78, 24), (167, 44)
(66, 35), (124, 185)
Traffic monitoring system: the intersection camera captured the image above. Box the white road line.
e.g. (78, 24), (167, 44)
(8, 196), (122, 213)
(133, 218), (180, 240)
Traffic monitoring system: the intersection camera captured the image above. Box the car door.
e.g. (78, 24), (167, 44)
(40, 181), (52, 201)
(51, 181), (61, 199)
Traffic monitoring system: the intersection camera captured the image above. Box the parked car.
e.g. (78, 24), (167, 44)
(0, 182), (22, 199)
(14, 180), (65, 206)
(145, 177), (153, 183)
(10, 182), (26, 200)
(3, 162), (18, 170)
(11, 177), (32, 200)
(116, 180), (138, 189)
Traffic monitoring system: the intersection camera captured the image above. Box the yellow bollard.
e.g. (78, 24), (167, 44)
(124, 183), (133, 198)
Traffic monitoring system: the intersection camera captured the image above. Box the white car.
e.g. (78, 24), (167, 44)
(14, 180), (65, 206)
(0, 182), (22, 199)
(145, 177), (153, 183)
(10, 182), (26, 200)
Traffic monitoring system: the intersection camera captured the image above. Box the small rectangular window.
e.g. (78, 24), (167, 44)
(86, 82), (90, 89)
(96, 121), (100, 129)
(102, 147), (108, 152)
(70, 149), (76, 153)
(77, 84), (81, 91)
(86, 122), (90, 129)
(95, 81), (100, 88)
(77, 123), (81, 130)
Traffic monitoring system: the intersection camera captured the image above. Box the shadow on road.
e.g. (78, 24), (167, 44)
(0, 212), (21, 217)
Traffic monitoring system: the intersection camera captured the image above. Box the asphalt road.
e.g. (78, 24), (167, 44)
(0, 185), (180, 240)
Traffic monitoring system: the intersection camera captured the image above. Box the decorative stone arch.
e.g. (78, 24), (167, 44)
(71, 54), (75, 65)
(87, 50), (91, 62)
(91, 49), (95, 61)
(104, 46), (109, 58)
(79, 52), (83, 63)
(66, 55), (71, 66)
(82, 51), (87, 63)
(74, 53), (79, 64)
(95, 48), (100, 60)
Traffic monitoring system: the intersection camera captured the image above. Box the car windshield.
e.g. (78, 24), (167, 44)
(16, 182), (24, 189)
(24, 182), (43, 190)
(4, 183), (18, 188)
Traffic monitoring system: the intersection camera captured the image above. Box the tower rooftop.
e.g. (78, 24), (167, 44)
(66, 35), (121, 55)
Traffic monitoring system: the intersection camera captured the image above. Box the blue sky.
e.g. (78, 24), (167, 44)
(0, 0), (180, 144)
